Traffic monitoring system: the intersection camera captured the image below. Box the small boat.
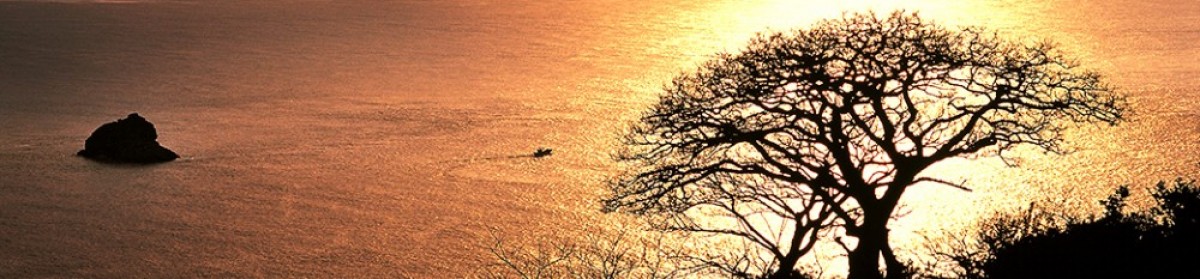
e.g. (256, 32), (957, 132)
(533, 148), (553, 158)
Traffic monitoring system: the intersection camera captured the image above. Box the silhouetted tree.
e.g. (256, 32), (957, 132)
(604, 11), (1125, 279)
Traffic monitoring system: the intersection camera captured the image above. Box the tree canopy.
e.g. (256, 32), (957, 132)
(604, 11), (1126, 279)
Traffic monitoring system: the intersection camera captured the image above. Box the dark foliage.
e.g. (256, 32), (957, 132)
(945, 179), (1200, 279)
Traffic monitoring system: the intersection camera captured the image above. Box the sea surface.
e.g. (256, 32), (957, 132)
(1, 0), (1197, 277)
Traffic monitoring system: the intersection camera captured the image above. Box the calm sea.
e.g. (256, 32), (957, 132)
(1, 0), (1197, 277)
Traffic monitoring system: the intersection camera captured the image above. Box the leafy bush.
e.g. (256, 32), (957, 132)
(932, 179), (1200, 279)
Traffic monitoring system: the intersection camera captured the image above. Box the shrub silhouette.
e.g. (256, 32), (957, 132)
(938, 179), (1200, 279)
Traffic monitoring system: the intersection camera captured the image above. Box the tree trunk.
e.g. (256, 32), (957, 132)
(847, 208), (890, 279)
(769, 220), (812, 279)
(769, 256), (801, 279)
(882, 236), (908, 278)
(767, 268), (800, 279)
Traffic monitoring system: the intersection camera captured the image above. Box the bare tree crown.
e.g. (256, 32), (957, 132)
(604, 11), (1125, 278)
(607, 11), (1124, 214)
